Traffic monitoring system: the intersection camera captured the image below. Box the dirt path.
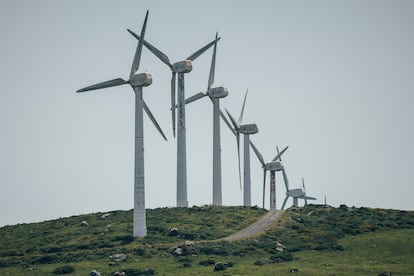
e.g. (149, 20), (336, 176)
(223, 210), (284, 241)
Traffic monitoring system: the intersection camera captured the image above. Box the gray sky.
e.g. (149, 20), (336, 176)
(1, 0), (413, 227)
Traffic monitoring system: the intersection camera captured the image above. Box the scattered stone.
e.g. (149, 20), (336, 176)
(184, 240), (195, 249)
(108, 261), (118, 266)
(289, 268), (299, 273)
(378, 273), (392, 276)
(80, 221), (89, 227)
(174, 247), (183, 256)
(110, 253), (126, 263)
(112, 272), (125, 276)
(276, 242), (286, 252)
(168, 227), (179, 236)
(89, 270), (101, 276)
(173, 240), (197, 256)
(100, 213), (111, 219)
(214, 262), (227, 271)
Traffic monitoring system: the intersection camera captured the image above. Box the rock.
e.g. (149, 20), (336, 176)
(214, 262), (227, 271)
(80, 221), (89, 227)
(289, 268), (299, 273)
(89, 270), (101, 276)
(378, 273), (392, 276)
(173, 247), (183, 256)
(168, 227), (179, 236)
(110, 253), (126, 262)
(173, 240), (196, 256)
(184, 240), (195, 249)
(108, 261), (118, 266)
(276, 242), (286, 252)
(112, 272), (125, 276)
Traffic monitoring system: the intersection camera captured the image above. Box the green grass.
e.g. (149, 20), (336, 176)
(1, 204), (413, 275)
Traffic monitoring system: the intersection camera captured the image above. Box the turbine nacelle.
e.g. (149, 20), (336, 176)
(173, 60), (192, 73)
(239, 123), (258, 134)
(130, 72), (153, 87)
(264, 161), (283, 172)
(207, 86), (229, 98)
(287, 188), (305, 198)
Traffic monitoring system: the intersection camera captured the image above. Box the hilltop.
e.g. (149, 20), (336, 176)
(0, 205), (413, 275)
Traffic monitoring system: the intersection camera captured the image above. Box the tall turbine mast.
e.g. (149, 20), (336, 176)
(226, 91), (258, 206)
(77, 11), (167, 237)
(184, 33), (228, 205)
(128, 30), (220, 207)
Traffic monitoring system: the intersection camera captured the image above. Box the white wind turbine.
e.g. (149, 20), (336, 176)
(226, 92), (259, 206)
(77, 11), (167, 237)
(184, 33), (228, 205)
(250, 143), (289, 210)
(127, 29), (220, 207)
(277, 145), (316, 209)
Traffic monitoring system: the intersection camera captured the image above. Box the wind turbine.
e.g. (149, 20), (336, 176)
(77, 11), (167, 237)
(226, 91), (259, 206)
(280, 175), (317, 209)
(127, 29), (220, 207)
(184, 33), (228, 205)
(250, 143), (289, 210)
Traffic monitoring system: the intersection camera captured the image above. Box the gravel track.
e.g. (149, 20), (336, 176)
(223, 210), (284, 241)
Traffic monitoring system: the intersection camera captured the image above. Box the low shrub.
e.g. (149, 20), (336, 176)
(52, 265), (75, 274)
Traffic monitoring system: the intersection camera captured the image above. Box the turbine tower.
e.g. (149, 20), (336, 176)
(77, 11), (167, 237)
(250, 143), (289, 210)
(184, 33), (228, 205)
(128, 29), (220, 207)
(226, 91), (258, 206)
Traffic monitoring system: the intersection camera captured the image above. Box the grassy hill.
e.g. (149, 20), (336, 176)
(0, 205), (413, 275)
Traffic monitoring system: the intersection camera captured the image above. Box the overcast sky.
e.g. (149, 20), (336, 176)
(1, 0), (413, 227)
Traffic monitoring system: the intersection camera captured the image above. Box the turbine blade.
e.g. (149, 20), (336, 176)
(127, 29), (172, 69)
(219, 109), (236, 136)
(76, 78), (128, 92)
(171, 72), (176, 137)
(302, 195), (316, 200)
(249, 140), (265, 167)
(186, 36), (221, 61)
(302, 177), (308, 205)
(281, 168), (289, 191)
(276, 146), (282, 161)
(185, 92), (207, 104)
(272, 145), (289, 162)
(281, 195), (289, 210)
(237, 89), (248, 125)
(207, 32), (218, 90)
(130, 10), (148, 77)
(225, 109), (239, 129)
(143, 100), (168, 141)
(262, 169), (267, 209)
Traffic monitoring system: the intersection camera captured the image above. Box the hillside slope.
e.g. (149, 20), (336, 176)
(0, 205), (413, 275)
